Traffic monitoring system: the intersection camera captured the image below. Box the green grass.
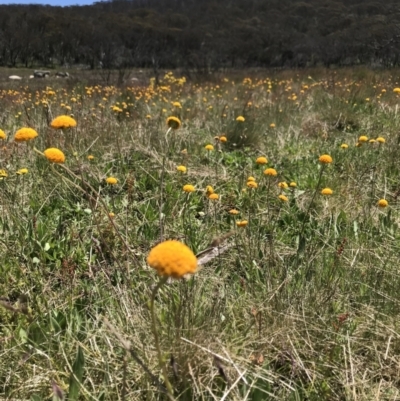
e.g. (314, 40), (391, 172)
(1, 67), (400, 400)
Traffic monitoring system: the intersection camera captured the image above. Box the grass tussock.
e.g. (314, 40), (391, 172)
(1, 67), (400, 400)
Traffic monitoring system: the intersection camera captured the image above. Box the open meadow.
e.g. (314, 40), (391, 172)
(1, 67), (400, 400)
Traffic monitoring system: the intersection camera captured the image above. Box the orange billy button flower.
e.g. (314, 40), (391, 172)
(319, 154), (333, 164)
(269, 123), (276, 128)
(376, 137), (385, 143)
(278, 194), (288, 202)
(321, 188), (333, 196)
(219, 136), (227, 142)
(247, 176), (256, 182)
(44, 148), (65, 163)
(50, 115), (77, 129)
(0, 129), (6, 139)
(229, 209), (239, 215)
(247, 181), (258, 189)
(166, 116), (181, 129)
(16, 168), (28, 175)
(14, 127), (38, 142)
(106, 177), (118, 185)
(377, 199), (388, 208)
(358, 135), (368, 143)
(208, 193), (219, 200)
(278, 182), (288, 189)
(147, 240), (198, 279)
(264, 168), (277, 176)
(205, 144), (214, 151)
(256, 156), (268, 165)
(183, 184), (195, 193)
(206, 185), (214, 195)
(88, 155), (95, 160)
(236, 116), (245, 122)
(340, 144), (348, 149)
(236, 220), (248, 227)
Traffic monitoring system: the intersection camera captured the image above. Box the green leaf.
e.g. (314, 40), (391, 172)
(68, 346), (85, 401)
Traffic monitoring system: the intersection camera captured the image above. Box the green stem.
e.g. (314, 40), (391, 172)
(150, 276), (175, 400)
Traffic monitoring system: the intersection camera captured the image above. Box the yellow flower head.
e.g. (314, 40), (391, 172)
(319, 154), (333, 164)
(289, 182), (297, 187)
(369, 139), (376, 144)
(208, 193), (219, 200)
(376, 137), (385, 143)
(377, 199), (388, 208)
(278, 182), (288, 189)
(358, 135), (368, 143)
(166, 116), (181, 129)
(256, 156), (268, 165)
(177, 165), (187, 173)
(183, 184), (195, 193)
(14, 127), (38, 142)
(278, 194), (288, 202)
(321, 188), (333, 196)
(0, 129), (6, 139)
(219, 136), (227, 143)
(247, 176), (256, 182)
(229, 209), (239, 215)
(236, 220), (248, 227)
(393, 88), (400, 93)
(147, 240), (197, 279)
(44, 148), (65, 163)
(340, 144), (348, 149)
(0, 169), (8, 177)
(264, 168), (277, 176)
(236, 116), (245, 122)
(247, 181), (258, 189)
(206, 185), (214, 195)
(205, 144), (214, 151)
(269, 123), (276, 128)
(16, 168), (28, 175)
(172, 101), (182, 108)
(50, 115), (77, 129)
(88, 155), (95, 160)
(106, 177), (118, 185)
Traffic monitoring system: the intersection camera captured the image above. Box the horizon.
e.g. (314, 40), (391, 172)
(0, 0), (97, 5)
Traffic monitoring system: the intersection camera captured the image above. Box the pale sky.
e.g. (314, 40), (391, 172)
(0, 0), (97, 5)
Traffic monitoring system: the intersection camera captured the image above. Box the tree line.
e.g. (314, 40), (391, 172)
(1, 0), (400, 71)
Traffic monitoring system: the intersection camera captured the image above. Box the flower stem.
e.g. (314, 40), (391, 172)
(150, 276), (175, 400)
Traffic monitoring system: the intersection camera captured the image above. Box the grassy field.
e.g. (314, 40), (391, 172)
(1, 67), (400, 401)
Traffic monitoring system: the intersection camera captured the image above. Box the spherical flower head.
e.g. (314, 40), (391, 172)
(206, 185), (214, 195)
(147, 240), (197, 279)
(321, 188), (333, 196)
(219, 136), (227, 143)
(16, 168), (28, 175)
(264, 168), (277, 176)
(247, 181), (258, 189)
(166, 116), (181, 130)
(393, 88), (400, 93)
(377, 199), (388, 208)
(247, 176), (256, 182)
(172, 101), (182, 108)
(205, 144), (214, 151)
(289, 182), (297, 187)
(88, 155), (95, 160)
(340, 144), (348, 149)
(358, 135), (368, 143)
(256, 156), (268, 165)
(369, 139), (376, 144)
(236, 220), (248, 227)
(14, 127), (38, 142)
(50, 115), (77, 129)
(270, 123), (276, 128)
(208, 193), (219, 200)
(278, 194), (288, 202)
(0, 129), (6, 140)
(106, 177), (118, 185)
(44, 148), (65, 163)
(376, 137), (385, 143)
(109, 212), (115, 218)
(229, 209), (239, 215)
(236, 116), (245, 122)
(319, 154), (332, 164)
(183, 184), (195, 193)
(0, 169), (8, 177)
(278, 182), (288, 189)
(176, 165), (187, 173)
